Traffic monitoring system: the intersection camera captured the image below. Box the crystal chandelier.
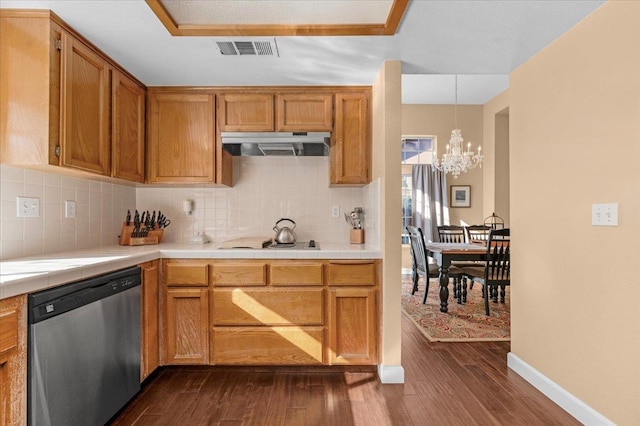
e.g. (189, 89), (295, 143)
(433, 75), (483, 179)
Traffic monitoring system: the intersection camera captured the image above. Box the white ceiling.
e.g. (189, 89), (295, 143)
(1, 0), (605, 104)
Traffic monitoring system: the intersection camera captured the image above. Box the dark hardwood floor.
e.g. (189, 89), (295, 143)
(111, 315), (578, 425)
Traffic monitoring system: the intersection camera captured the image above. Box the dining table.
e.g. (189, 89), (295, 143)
(424, 242), (487, 312)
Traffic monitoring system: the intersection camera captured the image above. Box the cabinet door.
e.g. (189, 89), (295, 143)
(276, 93), (332, 131)
(147, 91), (215, 183)
(218, 93), (274, 131)
(60, 32), (111, 175)
(0, 295), (26, 425)
(328, 288), (377, 365)
(112, 70), (145, 183)
(140, 260), (159, 381)
(165, 288), (209, 365)
(331, 92), (370, 186)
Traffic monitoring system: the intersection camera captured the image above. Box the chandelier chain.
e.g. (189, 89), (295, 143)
(454, 75), (458, 128)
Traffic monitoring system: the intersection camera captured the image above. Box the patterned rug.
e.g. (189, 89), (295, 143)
(401, 274), (510, 342)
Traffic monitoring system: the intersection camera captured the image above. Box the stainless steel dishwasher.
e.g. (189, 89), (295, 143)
(28, 266), (141, 426)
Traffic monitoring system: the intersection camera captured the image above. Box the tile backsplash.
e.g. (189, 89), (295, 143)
(0, 165), (135, 260)
(137, 157), (375, 245)
(0, 158), (379, 259)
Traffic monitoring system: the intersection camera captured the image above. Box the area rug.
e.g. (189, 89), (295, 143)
(401, 275), (510, 342)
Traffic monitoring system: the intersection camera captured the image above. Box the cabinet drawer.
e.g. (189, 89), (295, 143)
(0, 309), (18, 354)
(270, 263), (323, 286)
(212, 263), (267, 286)
(212, 288), (323, 325)
(326, 261), (376, 286)
(213, 327), (323, 364)
(166, 263), (209, 286)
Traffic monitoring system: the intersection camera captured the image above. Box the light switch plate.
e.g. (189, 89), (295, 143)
(331, 205), (340, 218)
(17, 196), (40, 218)
(592, 203), (618, 226)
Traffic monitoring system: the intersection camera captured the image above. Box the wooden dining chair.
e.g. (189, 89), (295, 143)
(437, 225), (466, 243)
(459, 225), (493, 292)
(465, 225), (492, 244)
(406, 226), (464, 304)
(438, 224), (476, 301)
(461, 228), (510, 315)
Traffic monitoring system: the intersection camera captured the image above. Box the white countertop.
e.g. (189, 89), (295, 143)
(0, 243), (382, 300)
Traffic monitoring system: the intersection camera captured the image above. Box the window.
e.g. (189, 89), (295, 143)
(402, 137), (434, 164)
(401, 136), (435, 244)
(401, 174), (413, 244)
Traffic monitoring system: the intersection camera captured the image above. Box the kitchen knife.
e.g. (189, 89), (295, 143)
(125, 210), (131, 226)
(133, 210), (140, 237)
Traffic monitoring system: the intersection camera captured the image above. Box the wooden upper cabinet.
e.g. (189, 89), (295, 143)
(276, 93), (332, 131)
(60, 32), (111, 176)
(331, 92), (371, 186)
(217, 93), (274, 131)
(112, 70), (145, 183)
(0, 12), (145, 184)
(147, 91), (216, 183)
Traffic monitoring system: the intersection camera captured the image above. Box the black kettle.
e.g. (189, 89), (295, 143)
(273, 218), (297, 244)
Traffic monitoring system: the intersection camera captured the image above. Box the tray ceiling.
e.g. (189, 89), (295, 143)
(146, 0), (409, 36)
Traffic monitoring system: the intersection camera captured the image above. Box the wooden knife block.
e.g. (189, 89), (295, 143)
(350, 229), (364, 244)
(119, 222), (164, 246)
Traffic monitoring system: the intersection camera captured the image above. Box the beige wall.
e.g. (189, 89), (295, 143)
(402, 105), (484, 226)
(510, 2), (640, 424)
(373, 61), (403, 371)
(482, 90), (510, 225)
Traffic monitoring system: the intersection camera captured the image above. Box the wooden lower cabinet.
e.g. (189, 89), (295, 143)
(160, 259), (379, 367)
(328, 288), (378, 365)
(140, 260), (159, 381)
(0, 295), (27, 426)
(165, 288), (209, 365)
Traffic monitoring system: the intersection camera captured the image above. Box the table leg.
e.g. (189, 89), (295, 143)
(439, 265), (450, 313)
(461, 277), (467, 304)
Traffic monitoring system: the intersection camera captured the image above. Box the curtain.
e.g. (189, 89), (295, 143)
(412, 164), (448, 242)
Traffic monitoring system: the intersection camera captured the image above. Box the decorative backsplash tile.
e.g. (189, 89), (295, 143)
(0, 165), (135, 260)
(137, 157), (376, 245)
(0, 158), (380, 259)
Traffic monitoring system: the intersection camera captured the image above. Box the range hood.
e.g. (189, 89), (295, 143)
(221, 132), (330, 157)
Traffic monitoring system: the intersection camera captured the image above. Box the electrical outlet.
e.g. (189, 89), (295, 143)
(331, 205), (340, 218)
(17, 196), (40, 218)
(65, 200), (77, 218)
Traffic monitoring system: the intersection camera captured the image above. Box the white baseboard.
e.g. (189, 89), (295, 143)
(507, 352), (615, 426)
(377, 364), (405, 384)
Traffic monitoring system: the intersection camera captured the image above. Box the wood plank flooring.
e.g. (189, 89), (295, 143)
(111, 315), (579, 425)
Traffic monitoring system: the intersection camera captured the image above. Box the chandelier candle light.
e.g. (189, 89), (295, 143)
(433, 75), (483, 179)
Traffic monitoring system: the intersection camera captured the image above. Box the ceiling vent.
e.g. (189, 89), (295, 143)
(216, 39), (279, 56)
